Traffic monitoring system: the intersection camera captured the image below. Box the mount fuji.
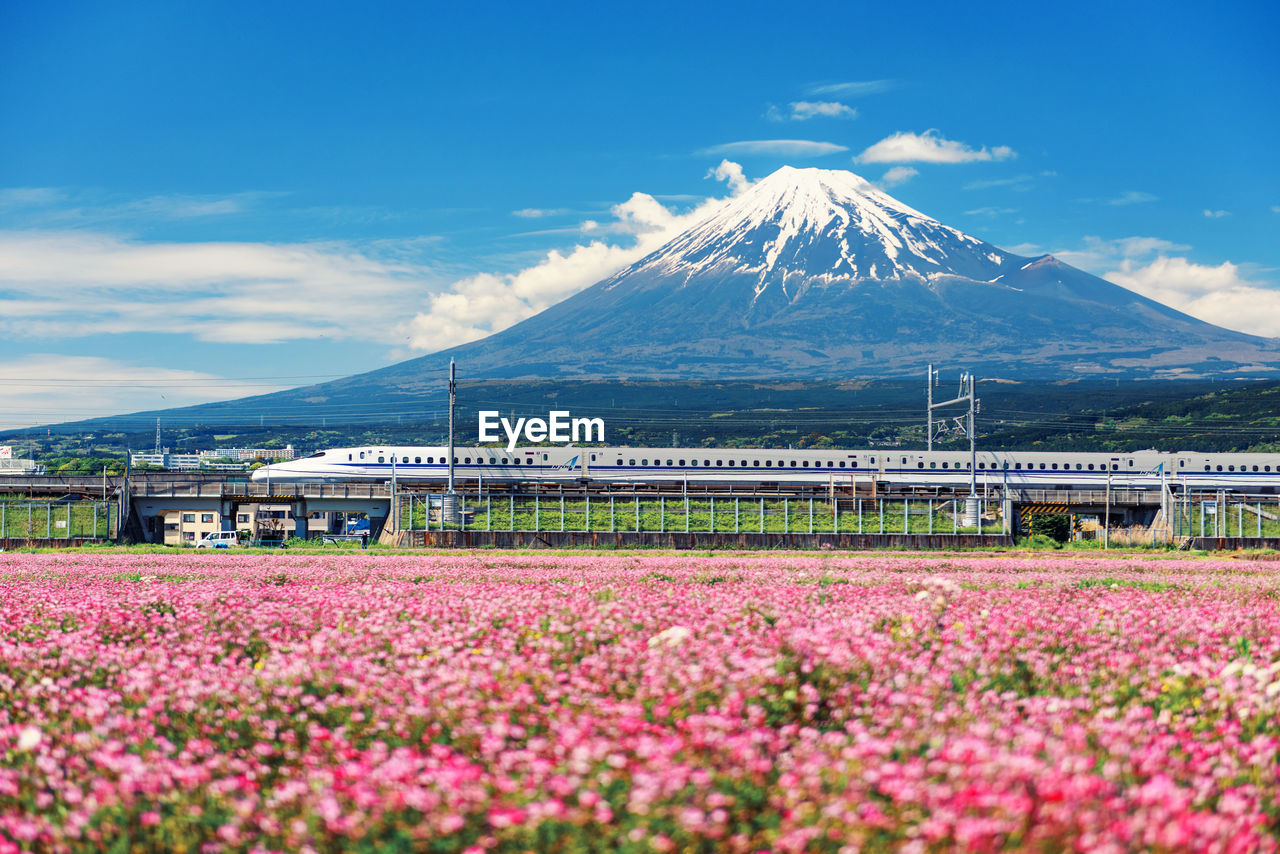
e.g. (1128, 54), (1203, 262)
(362, 165), (1278, 385)
(62, 166), (1280, 427)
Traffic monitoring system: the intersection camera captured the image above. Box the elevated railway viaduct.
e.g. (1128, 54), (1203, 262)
(0, 473), (1204, 549)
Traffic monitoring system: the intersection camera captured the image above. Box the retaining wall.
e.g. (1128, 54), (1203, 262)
(391, 530), (1012, 550)
(0, 538), (110, 550)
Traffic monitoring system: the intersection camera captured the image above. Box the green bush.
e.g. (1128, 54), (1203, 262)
(1029, 513), (1071, 543)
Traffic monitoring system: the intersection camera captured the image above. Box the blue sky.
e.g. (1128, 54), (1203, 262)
(1, 0), (1277, 427)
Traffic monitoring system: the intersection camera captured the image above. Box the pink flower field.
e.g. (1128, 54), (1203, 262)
(2, 552), (1280, 852)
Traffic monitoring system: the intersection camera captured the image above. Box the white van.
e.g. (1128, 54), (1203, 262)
(196, 531), (240, 549)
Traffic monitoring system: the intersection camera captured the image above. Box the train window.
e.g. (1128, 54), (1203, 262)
(716, 460), (723, 466)
(359, 452), (365, 459)
(1253, 465), (1259, 472)
(690, 460), (697, 466)
(803, 461), (810, 468)
(741, 460), (748, 467)
(666, 459), (673, 466)
(826, 461), (833, 468)
(1229, 465), (1235, 471)
(1051, 463), (1057, 470)
(704, 460), (711, 466)
(348, 454), (352, 461)
(1205, 465), (1211, 471)
(1111, 464), (1118, 471)
(543, 454), (549, 461)
(1179, 460), (1186, 467)
(629, 459), (636, 466)
(1039, 463), (1045, 470)
(378, 456), (385, 463)
(465, 457), (472, 464)
(942, 462), (949, 469)
(930, 462), (937, 468)
(839, 462), (846, 468)
(729, 460), (735, 467)
(641, 459), (648, 465)
(616, 459), (623, 465)
(765, 461), (773, 467)
(403, 457), (409, 464)
(918, 462), (925, 469)
(1217, 465), (1223, 472)
(678, 459), (685, 466)
(1087, 464), (1093, 470)
(1267, 466), (1273, 472)
(591, 454), (597, 461)
(414, 457), (420, 464)
(901, 457), (907, 464)
(501, 458), (508, 464)
(977, 463), (983, 470)
(791, 461), (797, 467)
(870, 457), (875, 464)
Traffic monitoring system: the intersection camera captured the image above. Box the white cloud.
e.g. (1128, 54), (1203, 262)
(1107, 190), (1157, 206)
(1203, 209), (1230, 218)
(512, 208), (569, 218)
(1050, 235), (1191, 271)
(401, 163), (753, 352)
(1272, 206), (1280, 213)
(769, 101), (857, 121)
(963, 207), (1016, 217)
(0, 187), (69, 210)
(964, 175), (1033, 190)
(707, 159), (749, 195)
(807, 80), (896, 97)
(1104, 256), (1280, 337)
(0, 232), (441, 344)
(698, 140), (848, 157)
(0, 354), (293, 429)
(0, 188), (278, 224)
(1003, 242), (1043, 256)
(879, 166), (918, 187)
(856, 130), (1015, 164)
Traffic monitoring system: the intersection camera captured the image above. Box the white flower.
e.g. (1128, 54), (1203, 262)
(647, 626), (692, 649)
(16, 726), (41, 751)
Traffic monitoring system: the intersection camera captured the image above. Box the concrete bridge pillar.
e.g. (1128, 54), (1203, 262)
(293, 501), (308, 541)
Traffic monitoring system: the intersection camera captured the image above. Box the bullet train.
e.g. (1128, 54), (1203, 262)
(251, 445), (1280, 491)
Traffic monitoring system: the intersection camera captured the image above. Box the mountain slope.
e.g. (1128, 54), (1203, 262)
(351, 166), (1274, 385)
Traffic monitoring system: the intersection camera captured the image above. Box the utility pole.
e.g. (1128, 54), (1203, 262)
(928, 368), (980, 527)
(968, 373), (977, 499)
(926, 364), (935, 452)
(447, 359), (456, 495)
(444, 359), (459, 526)
(1104, 468), (1111, 550)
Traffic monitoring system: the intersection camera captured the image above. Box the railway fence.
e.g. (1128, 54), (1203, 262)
(397, 493), (1011, 536)
(0, 500), (119, 543)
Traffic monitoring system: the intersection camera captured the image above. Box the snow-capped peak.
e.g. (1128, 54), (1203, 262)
(616, 166), (1011, 291)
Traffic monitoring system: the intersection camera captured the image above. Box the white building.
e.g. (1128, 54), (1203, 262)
(0, 446), (41, 475)
(206, 445), (296, 462)
(130, 450), (203, 470)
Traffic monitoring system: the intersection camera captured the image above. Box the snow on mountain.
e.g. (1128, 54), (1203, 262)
(611, 166), (1010, 298)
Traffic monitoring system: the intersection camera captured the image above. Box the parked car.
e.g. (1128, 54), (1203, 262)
(195, 531), (240, 549)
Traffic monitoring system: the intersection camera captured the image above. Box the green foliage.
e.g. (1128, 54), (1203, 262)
(1029, 513), (1071, 542)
